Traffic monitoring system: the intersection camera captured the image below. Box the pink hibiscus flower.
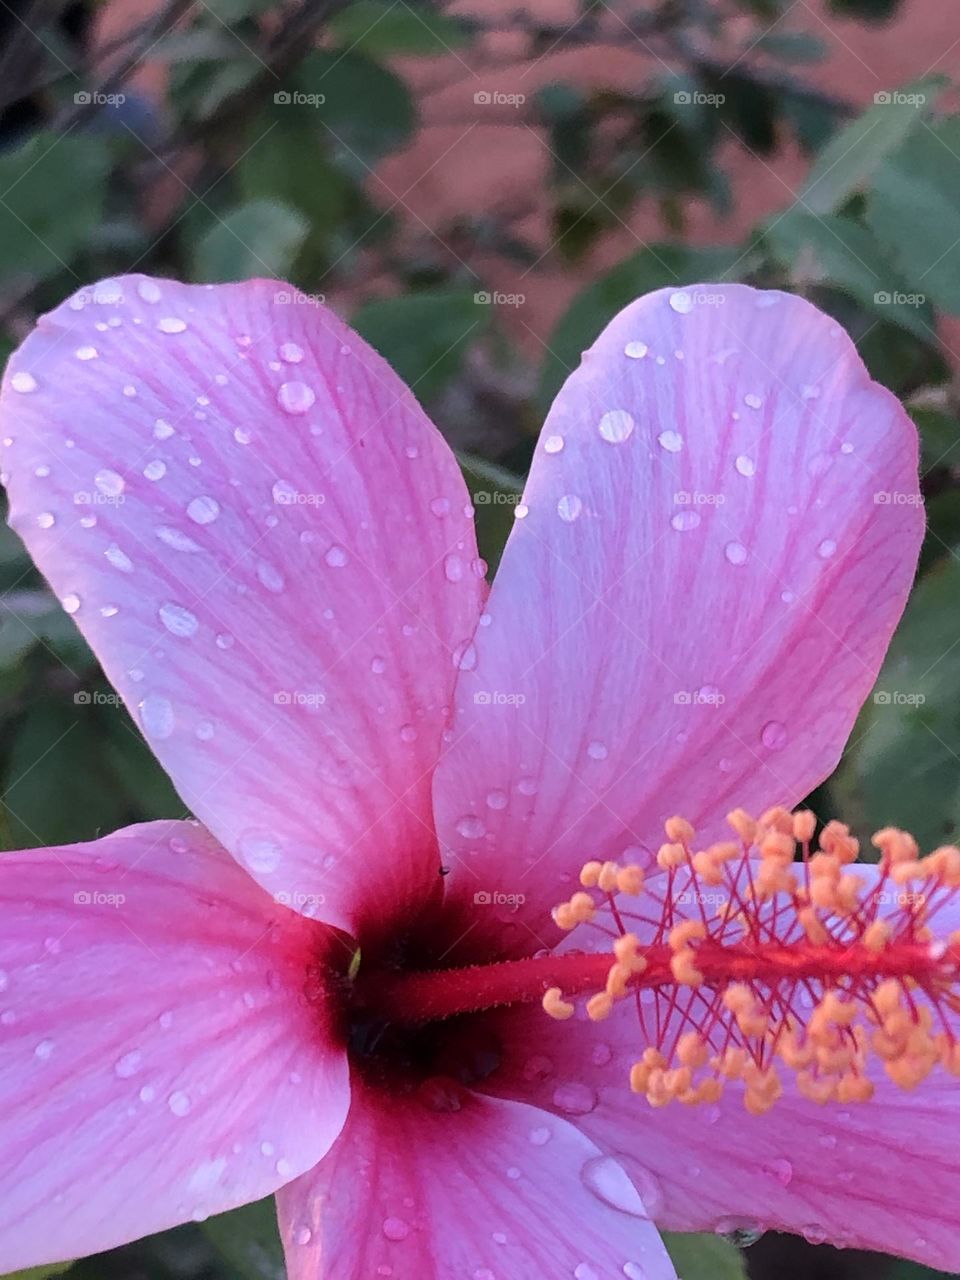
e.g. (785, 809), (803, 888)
(0, 275), (952, 1279)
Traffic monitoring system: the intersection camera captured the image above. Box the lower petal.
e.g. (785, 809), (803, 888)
(277, 1076), (676, 1280)
(0, 822), (350, 1271)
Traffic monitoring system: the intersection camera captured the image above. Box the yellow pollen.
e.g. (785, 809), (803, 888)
(550, 809), (960, 1117)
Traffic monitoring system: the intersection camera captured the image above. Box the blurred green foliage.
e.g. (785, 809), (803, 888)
(1, 0), (958, 1277)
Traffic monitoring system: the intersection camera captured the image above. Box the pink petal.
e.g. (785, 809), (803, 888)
(0, 821), (349, 1271)
(481, 863), (960, 1270)
(277, 1077), (675, 1280)
(1, 277), (484, 935)
(433, 285), (922, 949)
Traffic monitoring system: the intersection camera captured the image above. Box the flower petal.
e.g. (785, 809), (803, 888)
(433, 285), (922, 950)
(0, 821), (349, 1271)
(1, 277), (484, 935)
(481, 862), (960, 1270)
(277, 1077), (676, 1280)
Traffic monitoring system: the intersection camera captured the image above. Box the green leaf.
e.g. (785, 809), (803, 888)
(353, 289), (486, 402)
(458, 453), (523, 572)
(661, 1231), (747, 1280)
(832, 554), (960, 849)
(868, 116), (960, 314)
(190, 200), (310, 283)
(291, 51), (416, 168)
(537, 244), (745, 412)
(763, 209), (934, 339)
(799, 75), (943, 215)
(1, 700), (130, 849)
(328, 0), (470, 56)
(0, 133), (109, 288)
(886, 1262), (958, 1280)
(202, 1197), (285, 1280)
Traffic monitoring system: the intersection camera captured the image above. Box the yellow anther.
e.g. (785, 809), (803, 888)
(542, 987), (575, 1021)
(586, 992), (614, 1022)
(863, 919), (892, 952)
(726, 808), (757, 844)
(657, 842), (686, 870)
(837, 1072), (874, 1103)
(797, 1070), (837, 1105)
(820, 820), (859, 863)
(616, 864), (645, 895)
(798, 906), (828, 945)
(665, 816), (695, 844)
(760, 807), (794, 836)
(676, 1031), (710, 1069)
(579, 860), (602, 888)
(722, 982), (754, 1015)
(598, 861), (620, 893)
(759, 830), (796, 862)
(792, 810), (817, 843)
(669, 920), (706, 951)
(872, 827), (919, 864)
(693, 850), (725, 886)
(606, 963), (630, 998)
(670, 949), (704, 987)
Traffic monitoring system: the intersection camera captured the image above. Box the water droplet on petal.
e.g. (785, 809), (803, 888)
(157, 317), (187, 334)
(277, 381), (315, 414)
(168, 1090), (191, 1116)
(137, 280), (162, 303)
(257, 561), (285, 593)
(587, 740), (608, 761)
(35, 1039), (54, 1060)
(529, 1125), (551, 1146)
(159, 602), (199, 638)
(669, 290), (693, 314)
(144, 460), (167, 481)
(154, 418), (175, 440)
(105, 544), (134, 573)
(552, 1081), (597, 1115)
(238, 830), (283, 874)
(429, 497), (449, 518)
(657, 430), (683, 453)
(156, 526), (201, 553)
(744, 393), (763, 410)
(671, 511), (700, 532)
(557, 494), (582, 522)
(735, 455), (755, 477)
(598, 411), (635, 444)
(139, 694), (175, 739)
(581, 1155), (648, 1217)
(279, 342), (304, 364)
(544, 434), (565, 454)
(724, 541), (747, 566)
(456, 814), (485, 839)
(76, 345), (98, 361)
(187, 495), (220, 525)
(382, 1217), (409, 1242)
(11, 371), (37, 393)
(762, 1157), (793, 1187)
(115, 1050), (143, 1078)
(95, 469), (125, 498)
(444, 553), (464, 583)
(761, 720), (788, 751)
(61, 593), (81, 614)
(624, 341), (647, 359)
(485, 789), (508, 810)
(325, 545), (348, 569)
(817, 538), (837, 559)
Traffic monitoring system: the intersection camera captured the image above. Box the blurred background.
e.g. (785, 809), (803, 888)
(1, 0), (959, 1277)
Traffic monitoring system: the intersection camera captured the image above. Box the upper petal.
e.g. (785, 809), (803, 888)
(0, 821), (349, 1272)
(433, 285), (922, 950)
(0, 277), (485, 935)
(276, 1075), (676, 1280)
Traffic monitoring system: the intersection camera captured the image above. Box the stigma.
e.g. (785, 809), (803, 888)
(546, 809), (960, 1114)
